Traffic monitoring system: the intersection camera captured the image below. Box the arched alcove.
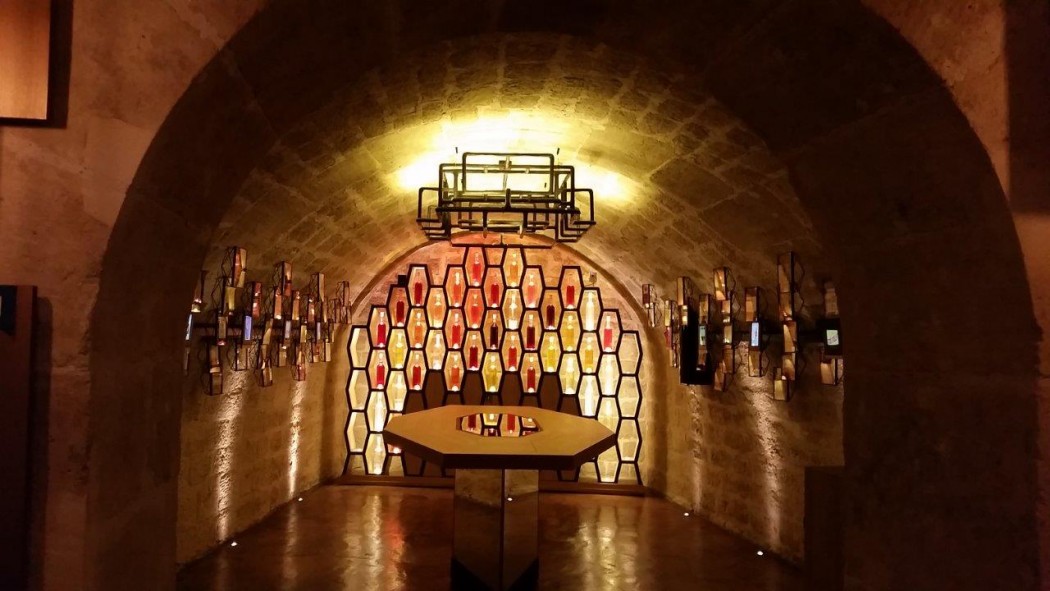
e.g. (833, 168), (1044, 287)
(83, 2), (1042, 590)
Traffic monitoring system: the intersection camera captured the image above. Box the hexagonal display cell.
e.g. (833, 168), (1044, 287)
(560, 311), (581, 352)
(368, 350), (390, 389)
(349, 327), (370, 367)
(347, 412), (368, 452)
(502, 249), (525, 287)
(483, 268), (503, 309)
(598, 355), (620, 396)
(407, 266), (430, 307)
(559, 354), (581, 395)
(426, 287), (447, 328)
(408, 309), (428, 349)
(596, 447), (619, 483)
(617, 377), (641, 418)
(618, 419), (640, 462)
(445, 309), (465, 350)
(406, 351), (427, 391)
(483, 310), (503, 350)
(465, 288), (484, 328)
(348, 370), (370, 411)
(502, 289), (523, 330)
(425, 331), (446, 370)
(541, 333), (561, 373)
(599, 311), (621, 353)
(465, 332), (483, 371)
(445, 267), (467, 307)
(364, 433), (387, 475)
(366, 393), (388, 433)
(387, 372), (407, 412)
(368, 307), (390, 349)
(597, 396), (619, 433)
(388, 329), (408, 369)
(580, 334), (600, 373)
(522, 268), (543, 308)
(481, 352), (503, 393)
(619, 332), (641, 374)
(580, 289), (602, 331)
(541, 290), (562, 330)
(560, 268), (583, 310)
(578, 376), (600, 417)
(501, 332), (522, 372)
(444, 351), (465, 391)
(520, 353), (541, 394)
(466, 248), (485, 286)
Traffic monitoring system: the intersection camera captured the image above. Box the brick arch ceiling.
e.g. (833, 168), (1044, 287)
(89, 2), (1043, 590)
(206, 33), (827, 309)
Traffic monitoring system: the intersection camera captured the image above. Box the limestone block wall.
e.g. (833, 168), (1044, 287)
(176, 320), (349, 564)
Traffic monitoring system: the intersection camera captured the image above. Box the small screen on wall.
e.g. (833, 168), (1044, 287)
(698, 325), (707, 347)
(750, 321), (760, 348)
(826, 329), (840, 347)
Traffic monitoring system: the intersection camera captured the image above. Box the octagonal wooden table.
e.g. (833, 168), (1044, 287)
(384, 405), (617, 591)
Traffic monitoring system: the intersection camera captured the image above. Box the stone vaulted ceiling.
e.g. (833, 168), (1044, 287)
(206, 33), (829, 314)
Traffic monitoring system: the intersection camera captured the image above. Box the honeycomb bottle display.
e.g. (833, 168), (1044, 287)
(345, 246), (644, 485)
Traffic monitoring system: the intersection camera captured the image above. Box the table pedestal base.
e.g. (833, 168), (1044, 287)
(452, 469), (539, 591)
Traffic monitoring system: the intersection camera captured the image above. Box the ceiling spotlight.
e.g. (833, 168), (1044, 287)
(756, 550), (764, 557)
(230, 541), (238, 548)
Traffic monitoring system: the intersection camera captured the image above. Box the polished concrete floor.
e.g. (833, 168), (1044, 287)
(177, 485), (804, 591)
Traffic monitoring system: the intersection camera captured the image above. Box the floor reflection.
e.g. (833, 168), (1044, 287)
(177, 486), (803, 591)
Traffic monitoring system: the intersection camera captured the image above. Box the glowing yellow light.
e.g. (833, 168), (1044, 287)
(390, 110), (638, 205)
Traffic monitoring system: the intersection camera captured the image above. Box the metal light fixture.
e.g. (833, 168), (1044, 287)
(416, 151), (596, 242)
(774, 252), (805, 400)
(713, 266), (736, 392)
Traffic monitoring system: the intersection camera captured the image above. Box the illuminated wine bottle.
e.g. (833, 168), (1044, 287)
(450, 357), (462, 390)
(376, 360), (387, 388)
(413, 280), (424, 305)
(488, 317), (499, 349)
(565, 283), (576, 308)
(545, 303), (556, 329)
(583, 341), (594, 370)
(563, 315), (577, 350)
(468, 337), (480, 370)
(489, 281), (500, 307)
(544, 337), (558, 371)
(376, 311), (388, 347)
(413, 317), (425, 346)
(525, 317), (536, 349)
(602, 315), (614, 351)
(451, 317), (462, 349)
(411, 364), (422, 390)
(469, 292), (482, 327)
(484, 356), (500, 392)
(470, 252), (483, 285)
(508, 342), (519, 371)
(525, 276), (538, 307)
(526, 365), (537, 392)
(451, 273), (464, 306)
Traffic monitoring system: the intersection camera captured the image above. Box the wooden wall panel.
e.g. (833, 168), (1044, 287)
(0, 0), (51, 120)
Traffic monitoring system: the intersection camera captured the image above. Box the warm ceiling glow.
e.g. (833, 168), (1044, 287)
(392, 110), (638, 206)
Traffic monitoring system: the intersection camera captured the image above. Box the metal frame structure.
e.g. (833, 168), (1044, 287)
(417, 152), (596, 242)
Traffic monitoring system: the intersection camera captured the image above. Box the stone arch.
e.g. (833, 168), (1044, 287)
(86, 2), (1042, 590)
